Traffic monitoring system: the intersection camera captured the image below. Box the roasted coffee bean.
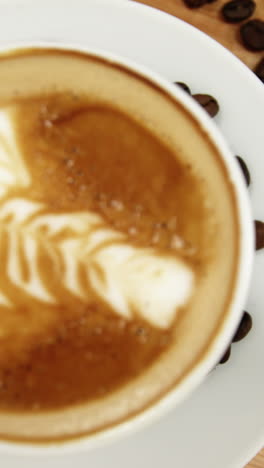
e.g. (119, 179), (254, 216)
(222, 0), (255, 23)
(175, 82), (191, 94)
(236, 156), (251, 186)
(183, 0), (208, 8)
(232, 311), (252, 342)
(192, 94), (219, 117)
(240, 20), (264, 51)
(255, 57), (264, 83)
(183, 0), (217, 7)
(255, 220), (264, 250)
(219, 346), (231, 364)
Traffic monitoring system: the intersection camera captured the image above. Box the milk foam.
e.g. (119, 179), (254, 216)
(0, 109), (194, 329)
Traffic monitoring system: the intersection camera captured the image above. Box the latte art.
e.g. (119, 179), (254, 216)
(0, 111), (30, 197)
(0, 109), (194, 328)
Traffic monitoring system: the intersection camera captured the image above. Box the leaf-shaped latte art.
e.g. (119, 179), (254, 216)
(0, 110), (194, 329)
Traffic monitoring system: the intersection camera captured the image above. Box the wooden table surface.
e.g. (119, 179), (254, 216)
(134, 1), (264, 466)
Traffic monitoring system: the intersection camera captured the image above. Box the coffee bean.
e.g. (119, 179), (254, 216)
(175, 82), (191, 94)
(255, 220), (264, 250)
(236, 156), (251, 186)
(232, 311), (252, 342)
(222, 0), (255, 23)
(183, 0), (207, 8)
(240, 20), (264, 51)
(192, 94), (219, 117)
(219, 345), (231, 364)
(255, 57), (264, 83)
(183, 0), (217, 8)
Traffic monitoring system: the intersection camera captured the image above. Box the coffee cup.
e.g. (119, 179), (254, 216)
(0, 44), (253, 453)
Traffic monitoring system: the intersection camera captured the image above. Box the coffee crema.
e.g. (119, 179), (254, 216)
(0, 48), (239, 442)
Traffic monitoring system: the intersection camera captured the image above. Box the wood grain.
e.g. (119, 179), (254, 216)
(133, 1), (264, 466)
(248, 450), (264, 468)
(135, 0), (264, 71)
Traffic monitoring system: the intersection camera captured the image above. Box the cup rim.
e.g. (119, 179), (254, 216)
(0, 42), (254, 455)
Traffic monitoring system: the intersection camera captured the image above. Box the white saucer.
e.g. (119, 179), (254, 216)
(0, 0), (263, 467)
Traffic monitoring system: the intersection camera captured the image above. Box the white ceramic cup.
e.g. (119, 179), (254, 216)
(0, 43), (254, 455)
